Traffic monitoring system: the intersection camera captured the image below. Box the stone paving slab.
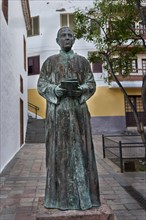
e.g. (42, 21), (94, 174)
(0, 136), (146, 220)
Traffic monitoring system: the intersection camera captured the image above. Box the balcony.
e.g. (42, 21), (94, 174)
(108, 69), (145, 88)
(141, 0), (146, 5)
(134, 28), (146, 38)
(117, 68), (145, 81)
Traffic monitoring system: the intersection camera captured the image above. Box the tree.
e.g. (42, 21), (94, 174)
(74, 0), (146, 147)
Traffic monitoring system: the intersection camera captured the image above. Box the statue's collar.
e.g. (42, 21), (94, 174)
(60, 50), (75, 59)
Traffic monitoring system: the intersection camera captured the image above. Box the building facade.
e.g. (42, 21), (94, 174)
(27, 0), (146, 134)
(0, 0), (31, 172)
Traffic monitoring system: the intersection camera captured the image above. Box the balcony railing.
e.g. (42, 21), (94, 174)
(109, 69), (146, 82)
(130, 68), (146, 76)
(134, 28), (146, 36)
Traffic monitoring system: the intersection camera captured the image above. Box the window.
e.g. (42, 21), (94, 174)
(28, 56), (40, 75)
(20, 75), (23, 93)
(23, 36), (26, 71)
(60, 14), (74, 30)
(92, 62), (102, 73)
(131, 59), (138, 73)
(27, 16), (40, 37)
(125, 96), (146, 127)
(139, 22), (146, 35)
(142, 59), (146, 74)
(2, 0), (8, 23)
(88, 52), (103, 73)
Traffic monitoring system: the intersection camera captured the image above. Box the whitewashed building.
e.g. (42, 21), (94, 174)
(27, 0), (146, 134)
(0, 0), (31, 172)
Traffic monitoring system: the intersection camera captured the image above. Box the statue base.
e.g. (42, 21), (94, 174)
(36, 197), (115, 220)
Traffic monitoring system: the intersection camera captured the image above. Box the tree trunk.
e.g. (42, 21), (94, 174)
(142, 75), (146, 112)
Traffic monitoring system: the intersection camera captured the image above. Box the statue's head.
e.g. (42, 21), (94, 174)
(56, 27), (75, 52)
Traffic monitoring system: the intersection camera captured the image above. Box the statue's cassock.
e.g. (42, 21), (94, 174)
(37, 49), (100, 210)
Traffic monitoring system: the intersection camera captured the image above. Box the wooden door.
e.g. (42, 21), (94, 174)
(20, 99), (24, 146)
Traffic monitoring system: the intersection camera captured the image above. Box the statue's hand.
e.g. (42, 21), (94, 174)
(73, 89), (82, 97)
(54, 85), (67, 97)
(68, 87), (82, 97)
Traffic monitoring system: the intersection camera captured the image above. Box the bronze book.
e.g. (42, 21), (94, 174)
(61, 79), (79, 92)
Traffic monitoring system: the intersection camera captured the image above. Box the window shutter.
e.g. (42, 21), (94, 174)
(27, 29), (32, 37)
(69, 14), (74, 30)
(23, 36), (26, 71)
(61, 14), (67, 26)
(27, 16), (39, 37)
(33, 56), (40, 75)
(2, 0), (8, 23)
(33, 16), (39, 35)
(131, 59), (138, 73)
(28, 57), (33, 75)
(28, 56), (40, 75)
(92, 62), (102, 73)
(142, 59), (146, 74)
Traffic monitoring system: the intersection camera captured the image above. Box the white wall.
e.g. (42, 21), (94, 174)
(0, 1), (28, 172)
(27, 0), (102, 89)
(27, 0), (146, 89)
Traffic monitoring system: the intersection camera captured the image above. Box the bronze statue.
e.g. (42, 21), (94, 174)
(37, 27), (100, 210)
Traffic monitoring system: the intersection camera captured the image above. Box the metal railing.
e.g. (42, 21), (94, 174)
(28, 102), (40, 119)
(102, 134), (146, 172)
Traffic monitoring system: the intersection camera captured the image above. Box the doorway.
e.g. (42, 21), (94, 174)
(20, 99), (24, 146)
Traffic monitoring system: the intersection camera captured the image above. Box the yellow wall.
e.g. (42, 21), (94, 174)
(28, 87), (141, 118)
(88, 87), (141, 116)
(87, 87), (125, 116)
(28, 89), (46, 118)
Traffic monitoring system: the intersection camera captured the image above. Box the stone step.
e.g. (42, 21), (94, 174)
(25, 118), (45, 143)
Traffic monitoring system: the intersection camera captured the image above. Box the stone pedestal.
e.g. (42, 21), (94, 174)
(36, 197), (115, 220)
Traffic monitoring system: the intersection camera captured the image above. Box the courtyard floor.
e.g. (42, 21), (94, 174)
(0, 135), (146, 220)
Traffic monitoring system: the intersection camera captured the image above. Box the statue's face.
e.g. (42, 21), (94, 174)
(57, 27), (75, 52)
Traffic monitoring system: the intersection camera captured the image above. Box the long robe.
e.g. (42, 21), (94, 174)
(37, 50), (100, 210)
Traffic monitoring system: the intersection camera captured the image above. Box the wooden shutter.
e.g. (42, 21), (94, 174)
(2, 0), (8, 23)
(33, 16), (39, 35)
(27, 16), (39, 36)
(61, 14), (67, 26)
(142, 59), (146, 74)
(69, 14), (74, 30)
(23, 36), (26, 70)
(33, 56), (40, 75)
(92, 62), (102, 73)
(28, 56), (40, 75)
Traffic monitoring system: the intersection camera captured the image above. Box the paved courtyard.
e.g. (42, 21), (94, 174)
(0, 135), (146, 220)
